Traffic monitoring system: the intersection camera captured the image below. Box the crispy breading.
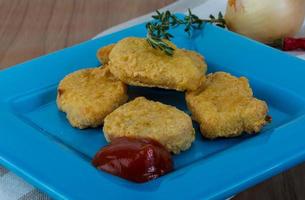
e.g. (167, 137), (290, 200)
(97, 44), (115, 65)
(57, 67), (128, 129)
(108, 37), (207, 91)
(103, 97), (195, 154)
(186, 72), (269, 139)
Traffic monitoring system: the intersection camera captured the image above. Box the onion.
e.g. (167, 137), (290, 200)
(225, 0), (305, 43)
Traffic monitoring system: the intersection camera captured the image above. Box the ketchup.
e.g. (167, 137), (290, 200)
(92, 137), (173, 183)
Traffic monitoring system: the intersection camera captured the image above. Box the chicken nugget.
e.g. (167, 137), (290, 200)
(186, 72), (269, 139)
(103, 97), (195, 154)
(57, 67), (128, 129)
(108, 37), (207, 91)
(97, 44), (115, 65)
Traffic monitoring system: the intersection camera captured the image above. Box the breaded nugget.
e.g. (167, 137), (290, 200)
(97, 44), (115, 65)
(186, 72), (269, 139)
(57, 67), (128, 129)
(108, 37), (207, 91)
(103, 97), (195, 154)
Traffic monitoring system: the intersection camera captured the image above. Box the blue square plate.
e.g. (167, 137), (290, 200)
(1, 16), (305, 200)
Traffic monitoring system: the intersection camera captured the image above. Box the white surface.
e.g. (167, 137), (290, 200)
(0, 173), (34, 199)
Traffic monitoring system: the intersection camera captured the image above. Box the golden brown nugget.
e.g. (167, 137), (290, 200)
(186, 72), (269, 139)
(103, 97), (195, 154)
(57, 67), (128, 129)
(108, 37), (207, 91)
(97, 44), (115, 65)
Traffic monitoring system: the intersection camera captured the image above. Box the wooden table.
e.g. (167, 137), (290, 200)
(0, 0), (304, 199)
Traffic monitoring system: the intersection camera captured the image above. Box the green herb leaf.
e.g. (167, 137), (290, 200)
(146, 9), (227, 56)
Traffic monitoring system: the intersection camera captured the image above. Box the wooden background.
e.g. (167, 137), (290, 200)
(0, 0), (304, 199)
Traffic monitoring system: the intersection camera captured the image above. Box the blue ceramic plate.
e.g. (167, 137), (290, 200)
(1, 16), (305, 200)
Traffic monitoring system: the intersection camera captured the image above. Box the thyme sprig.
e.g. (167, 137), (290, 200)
(146, 9), (226, 56)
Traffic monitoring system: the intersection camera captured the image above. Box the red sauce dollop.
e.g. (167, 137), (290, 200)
(92, 137), (173, 183)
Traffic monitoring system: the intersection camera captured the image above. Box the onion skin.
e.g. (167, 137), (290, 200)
(225, 0), (305, 43)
